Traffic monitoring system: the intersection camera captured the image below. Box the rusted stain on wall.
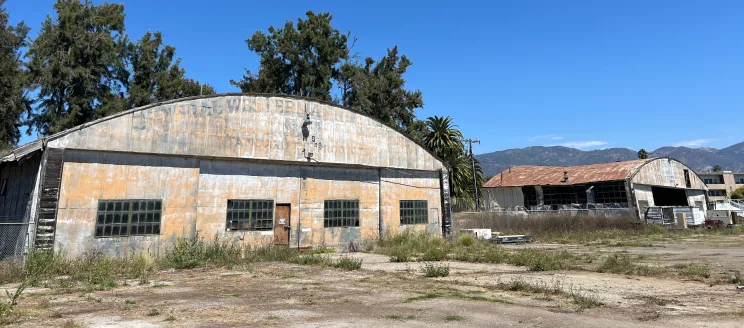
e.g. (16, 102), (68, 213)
(56, 151), (199, 256)
(48, 96), (443, 172)
(53, 150), (445, 256)
(380, 169), (442, 235)
(631, 158), (707, 190)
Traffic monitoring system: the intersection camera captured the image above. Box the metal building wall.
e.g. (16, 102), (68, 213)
(54, 150), (443, 256)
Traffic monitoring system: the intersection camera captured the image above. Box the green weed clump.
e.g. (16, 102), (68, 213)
(596, 254), (664, 276)
(421, 263), (450, 277)
(673, 263), (711, 279)
(507, 249), (575, 271)
(331, 256), (363, 270)
(290, 254), (331, 266)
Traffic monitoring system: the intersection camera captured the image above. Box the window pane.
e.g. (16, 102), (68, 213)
(95, 199), (162, 238)
(225, 200), (274, 231)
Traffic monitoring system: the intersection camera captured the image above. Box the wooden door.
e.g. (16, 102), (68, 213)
(274, 204), (291, 245)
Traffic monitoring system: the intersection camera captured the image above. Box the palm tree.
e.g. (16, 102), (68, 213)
(423, 116), (463, 159)
(423, 116), (485, 207)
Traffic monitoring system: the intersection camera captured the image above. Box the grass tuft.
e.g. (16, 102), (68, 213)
(421, 263), (450, 277)
(673, 263), (711, 279)
(443, 315), (465, 322)
(332, 256), (363, 270)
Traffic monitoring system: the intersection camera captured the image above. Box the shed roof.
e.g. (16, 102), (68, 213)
(484, 159), (652, 187)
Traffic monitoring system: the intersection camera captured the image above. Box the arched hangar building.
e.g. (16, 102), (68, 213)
(482, 158), (708, 217)
(0, 94), (451, 257)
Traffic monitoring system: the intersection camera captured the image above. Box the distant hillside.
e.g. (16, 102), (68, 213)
(476, 142), (744, 177)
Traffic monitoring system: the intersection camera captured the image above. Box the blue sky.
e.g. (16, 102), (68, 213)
(7, 0), (744, 154)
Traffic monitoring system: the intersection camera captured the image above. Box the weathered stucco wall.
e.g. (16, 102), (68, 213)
(380, 169), (442, 235)
(632, 158), (706, 190)
(47, 95), (443, 172)
(482, 187), (524, 209)
(56, 151), (199, 256)
(53, 150), (443, 256)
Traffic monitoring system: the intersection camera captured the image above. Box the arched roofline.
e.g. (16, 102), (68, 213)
(628, 157), (706, 188)
(27, 93), (447, 169)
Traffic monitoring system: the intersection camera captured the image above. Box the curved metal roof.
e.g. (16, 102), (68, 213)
(484, 159), (654, 187)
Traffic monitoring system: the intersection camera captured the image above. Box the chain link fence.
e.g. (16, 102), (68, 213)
(0, 221), (30, 260)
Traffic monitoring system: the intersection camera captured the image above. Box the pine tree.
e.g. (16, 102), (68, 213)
(26, 0), (129, 135)
(637, 148), (648, 159)
(0, 0), (31, 149)
(128, 31), (214, 109)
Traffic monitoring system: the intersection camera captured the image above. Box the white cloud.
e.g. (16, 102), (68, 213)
(529, 134), (563, 141)
(672, 139), (714, 147)
(558, 141), (608, 149)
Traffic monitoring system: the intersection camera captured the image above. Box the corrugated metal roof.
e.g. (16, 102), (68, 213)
(484, 159), (652, 187)
(0, 140), (43, 163)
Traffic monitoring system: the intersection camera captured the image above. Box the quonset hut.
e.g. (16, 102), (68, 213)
(482, 158), (708, 218)
(0, 94), (451, 258)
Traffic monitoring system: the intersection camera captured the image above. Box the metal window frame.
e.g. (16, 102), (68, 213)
(95, 199), (162, 238)
(226, 199), (274, 231)
(323, 199), (360, 228)
(399, 200), (428, 225)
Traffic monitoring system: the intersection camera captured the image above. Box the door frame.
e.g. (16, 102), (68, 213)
(274, 203), (291, 245)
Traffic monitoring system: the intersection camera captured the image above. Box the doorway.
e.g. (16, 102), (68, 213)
(651, 187), (689, 206)
(274, 204), (291, 245)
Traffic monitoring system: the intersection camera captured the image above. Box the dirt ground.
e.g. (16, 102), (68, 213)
(5, 234), (744, 327)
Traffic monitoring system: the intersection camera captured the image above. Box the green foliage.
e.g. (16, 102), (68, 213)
(596, 254), (664, 276)
(339, 47), (423, 132)
(420, 247), (447, 261)
(231, 11), (348, 102)
(331, 256), (363, 270)
(387, 248), (412, 262)
(232, 11), (425, 140)
(421, 263), (450, 277)
(458, 235), (476, 247)
(507, 249), (575, 271)
(713, 165), (723, 172)
(160, 235), (243, 269)
(730, 186), (744, 200)
(0, 0), (31, 150)
(421, 115), (485, 200)
(637, 148), (648, 159)
(290, 254), (331, 266)
(673, 263), (710, 279)
(127, 31), (214, 109)
(26, 0), (129, 135)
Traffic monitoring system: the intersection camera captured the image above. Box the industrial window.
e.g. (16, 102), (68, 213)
(324, 200), (359, 228)
(703, 177), (722, 184)
(683, 170), (691, 188)
(708, 190), (726, 197)
(95, 200), (162, 238)
(593, 182), (628, 204)
(226, 200), (274, 231)
(736, 177), (744, 184)
(400, 200), (428, 225)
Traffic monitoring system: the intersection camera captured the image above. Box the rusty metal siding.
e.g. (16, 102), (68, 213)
(47, 96), (443, 172)
(379, 169), (442, 236)
(631, 158), (707, 190)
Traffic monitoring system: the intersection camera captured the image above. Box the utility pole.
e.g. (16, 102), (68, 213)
(463, 138), (481, 211)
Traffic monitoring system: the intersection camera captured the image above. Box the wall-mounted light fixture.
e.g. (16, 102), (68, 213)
(303, 114), (312, 126)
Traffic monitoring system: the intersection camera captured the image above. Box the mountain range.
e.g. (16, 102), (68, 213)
(475, 142), (744, 177)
